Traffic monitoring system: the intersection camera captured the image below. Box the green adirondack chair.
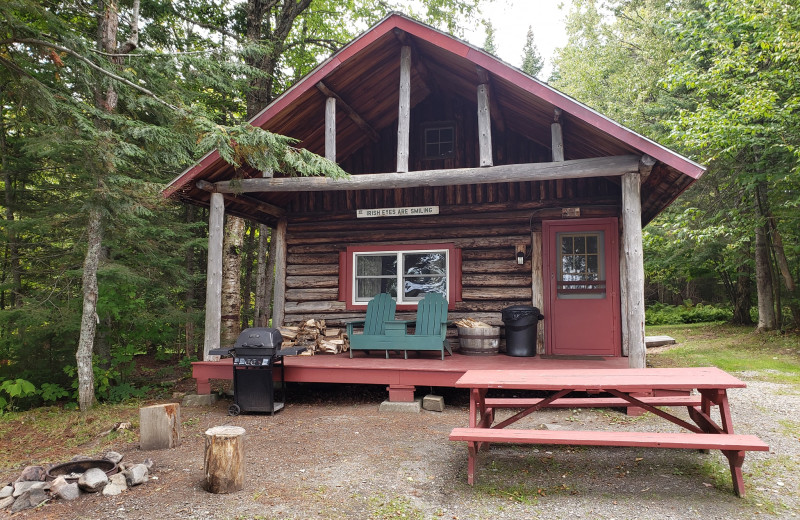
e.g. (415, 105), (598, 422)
(347, 293), (396, 358)
(383, 292), (452, 360)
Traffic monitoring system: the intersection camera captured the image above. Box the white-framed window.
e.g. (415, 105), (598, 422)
(341, 243), (460, 310)
(353, 249), (449, 305)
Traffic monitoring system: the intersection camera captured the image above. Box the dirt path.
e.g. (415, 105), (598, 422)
(4, 377), (798, 520)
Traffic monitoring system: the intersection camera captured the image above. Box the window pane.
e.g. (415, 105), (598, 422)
(586, 236), (598, 254)
(403, 276), (446, 299)
(403, 252), (446, 275)
(574, 236), (586, 254)
(356, 255), (396, 276)
(356, 278), (397, 300)
(587, 255), (598, 274)
(561, 236), (573, 255)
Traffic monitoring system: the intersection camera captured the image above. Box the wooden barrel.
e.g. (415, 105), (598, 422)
(458, 326), (500, 356)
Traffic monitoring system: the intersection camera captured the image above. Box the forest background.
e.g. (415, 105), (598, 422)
(0, 0), (797, 411)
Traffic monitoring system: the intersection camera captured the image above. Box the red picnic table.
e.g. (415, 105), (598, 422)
(449, 367), (768, 496)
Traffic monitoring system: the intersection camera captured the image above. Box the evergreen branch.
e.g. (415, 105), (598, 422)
(88, 48), (216, 58)
(5, 38), (182, 113)
(171, 11), (241, 42)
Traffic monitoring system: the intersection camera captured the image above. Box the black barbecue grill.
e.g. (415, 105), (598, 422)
(209, 327), (306, 416)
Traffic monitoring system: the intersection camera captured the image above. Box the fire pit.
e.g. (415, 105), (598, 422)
(45, 459), (119, 483)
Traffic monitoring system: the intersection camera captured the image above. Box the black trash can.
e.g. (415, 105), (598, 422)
(502, 305), (544, 357)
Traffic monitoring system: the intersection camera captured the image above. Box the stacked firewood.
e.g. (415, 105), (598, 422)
(279, 319), (349, 355)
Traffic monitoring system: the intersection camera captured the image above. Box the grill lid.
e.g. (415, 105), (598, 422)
(234, 327), (283, 349)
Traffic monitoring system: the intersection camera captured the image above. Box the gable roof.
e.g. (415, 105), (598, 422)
(164, 12), (704, 223)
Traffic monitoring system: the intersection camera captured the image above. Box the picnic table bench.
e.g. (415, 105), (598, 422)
(450, 367), (769, 497)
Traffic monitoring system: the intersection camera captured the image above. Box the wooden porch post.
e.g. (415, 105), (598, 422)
(477, 83), (493, 167)
(622, 171), (646, 367)
(397, 45), (411, 173)
(203, 192), (224, 360)
(325, 97), (336, 162)
(551, 108), (564, 162)
(271, 217), (288, 328)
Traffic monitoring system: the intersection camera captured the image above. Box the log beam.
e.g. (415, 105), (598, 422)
(477, 67), (505, 132)
(551, 108), (564, 162)
(397, 45), (411, 172)
(211, 155), (640, 194)
(622, 171), (646, 368)
(315, 81), (380, 143)
(325, 96), (336, 162)
(203, 193), (224, 359)
(272, 218), (288, 328)
(477, 82), (493, 167)
(196, 180), (285, 219)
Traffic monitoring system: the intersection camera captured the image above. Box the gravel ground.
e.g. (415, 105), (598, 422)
(4, 374), (799, 520)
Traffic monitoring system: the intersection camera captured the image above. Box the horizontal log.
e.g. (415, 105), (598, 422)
(288, 199), (620, 224)
(285, 288), (339, 302)
(461, 287), (532, 300)
(462, 260), (532, 274)
(285, 275), (338, 289)
(212, 155), (640, 193)
(287, 235), (532, 255)
(287, 253), (340, 265)
(289, 210), (534, 234)
(284, 301), (347, 313)
(284, 312), (505, 328)
(454, 301), (534, 313)
(463, 274), (532, 287)
(286, 223), (527, 245)
(461, 249), (515, 261)
(286, 263), (339, 276)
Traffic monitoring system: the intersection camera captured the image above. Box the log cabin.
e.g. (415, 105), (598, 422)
(164, 13), (705, 401)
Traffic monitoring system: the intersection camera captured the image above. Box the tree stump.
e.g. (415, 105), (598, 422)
(203, 426), (245, 493)
(139, 403), (181, 450)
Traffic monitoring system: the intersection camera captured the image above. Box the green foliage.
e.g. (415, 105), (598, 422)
(521, 26), (544, 78)
(645, 303), (731, 325)
(0, 378), (36, 412)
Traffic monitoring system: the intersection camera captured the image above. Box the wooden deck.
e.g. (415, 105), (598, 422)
(192, 351), (629, 401)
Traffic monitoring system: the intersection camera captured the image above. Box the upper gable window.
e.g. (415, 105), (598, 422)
(422, 122), (455, 160)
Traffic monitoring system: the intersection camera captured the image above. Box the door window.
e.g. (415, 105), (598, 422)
(557, 231), (606, 299)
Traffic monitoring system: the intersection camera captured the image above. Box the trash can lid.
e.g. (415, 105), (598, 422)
(501, 305), (544, 321)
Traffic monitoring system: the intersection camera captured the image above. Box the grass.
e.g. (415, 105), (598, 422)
(646, 323), (800, 386)
(366, 494), (425, 520)
(0, 402), (141, 470)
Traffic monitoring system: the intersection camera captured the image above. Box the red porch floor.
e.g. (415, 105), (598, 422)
(192, 352), (629, 401)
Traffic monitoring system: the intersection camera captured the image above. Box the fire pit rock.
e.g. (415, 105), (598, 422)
(78, 467), (109, 492)
(46, 458), (118, 484)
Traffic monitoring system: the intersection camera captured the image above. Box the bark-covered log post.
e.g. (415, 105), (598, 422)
(203, 426), (245, 493)
(139, 403), (181, 450)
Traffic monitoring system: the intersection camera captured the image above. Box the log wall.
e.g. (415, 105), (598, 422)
(283, 179), (620, 333)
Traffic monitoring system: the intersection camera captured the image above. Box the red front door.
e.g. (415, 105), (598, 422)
(543, 218), (620, 356)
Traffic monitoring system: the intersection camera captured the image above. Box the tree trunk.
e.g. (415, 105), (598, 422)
(77, 207), (102, 411)
(185, 205), (197, 358)
(753, 182), (777, 331)
(767, 212), (800, 328)
(241, 224), (256, 330)
(732, 258), (754, 325)
(221, 215), (245, 345)
(0, 101), (21, 309)
(254, 225), (270, 327)
(76, 0), (139, 411)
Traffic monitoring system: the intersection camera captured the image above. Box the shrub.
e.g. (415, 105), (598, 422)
(646, 303), (731, 325)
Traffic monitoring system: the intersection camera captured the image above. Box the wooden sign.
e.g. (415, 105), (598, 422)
(357, 206), (439, 218)
(562, 207), (581, 218)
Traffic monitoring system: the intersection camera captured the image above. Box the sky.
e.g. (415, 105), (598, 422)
(463, 0), (572, 78)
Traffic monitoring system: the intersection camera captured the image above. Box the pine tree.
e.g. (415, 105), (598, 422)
(521, 26), (544, 78)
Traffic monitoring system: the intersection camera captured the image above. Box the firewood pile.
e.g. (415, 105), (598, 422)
(453, 318), (493, 328)
(279, 319), (349, 355)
